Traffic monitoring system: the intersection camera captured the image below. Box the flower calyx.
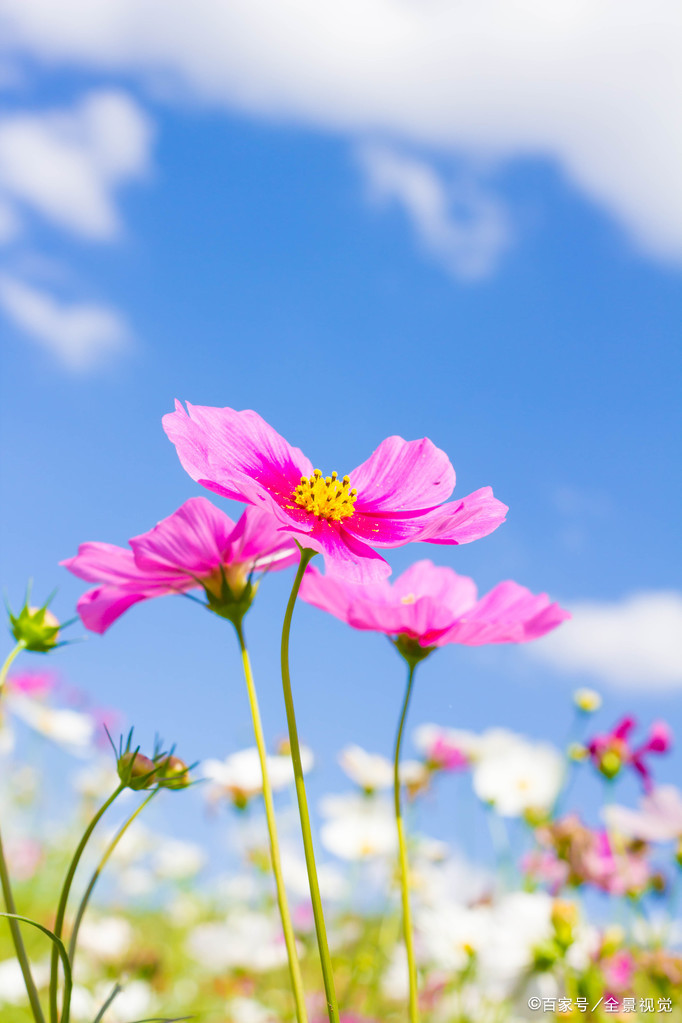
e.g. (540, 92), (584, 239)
(392, 634), (436, 669)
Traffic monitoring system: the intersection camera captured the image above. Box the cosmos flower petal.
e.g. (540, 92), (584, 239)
(416, 487), (509, 545)
(129, 497), (236, 577)
(440, 581), (571, 645)
(60, 543), (149, 586)
(391, 560), (478, 616)
(350, 435), (456, 513)
(76, 586), (150, 635)
(163, 401), (313, 511)
(64, 501), (299, 632)
(301, 562), (568, 648)
(302, 521), (392, 583)
(227, 505), (298, 571)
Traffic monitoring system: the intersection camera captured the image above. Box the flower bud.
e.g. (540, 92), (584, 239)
(156, 754), (191, 790)
(552, 899), (578, 949)
(118, 750), (157, 790)
(601, 924), (625, 956)
(10, 604), (61, 653)
(598, 749), (622, 780)
(573, 687), (602, 713)
(568, 742), (588, 762)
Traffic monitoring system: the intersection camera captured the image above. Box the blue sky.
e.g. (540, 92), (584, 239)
(0, 3), (681, 865)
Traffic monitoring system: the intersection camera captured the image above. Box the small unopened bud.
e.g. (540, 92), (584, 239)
(118, 750), (157, 790)
(573, 687), (602, 713)
(598, 749), (622, 780)
(568, 742), (588, 762)
(552, 899), (578, 949)
(10, 605), (61, 653)
(601, 924), (625, 956)
(156, 755), (191, 790)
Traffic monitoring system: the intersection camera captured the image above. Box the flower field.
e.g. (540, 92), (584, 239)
(1, 406), (680, 1023)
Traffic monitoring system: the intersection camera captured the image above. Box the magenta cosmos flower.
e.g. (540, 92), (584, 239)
(62, 498), (297, 634)
(586, 716), (672, 790)
(299, 559), (569, 650)
(162, 402), (508, 582)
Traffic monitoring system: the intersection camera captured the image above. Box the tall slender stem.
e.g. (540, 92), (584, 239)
(280, 548), (339, 1023)
(68, 789), (158, 966)
(0, 640), (25, 692)
(393, 663), (419, 1023)
(0, 828), (46, 1023)
(49, 785), (124, 1023)
(0, 643), (45, 1023)
(234, 620), (308, 1023)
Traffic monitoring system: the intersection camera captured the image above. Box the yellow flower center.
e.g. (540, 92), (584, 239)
(293, 469), (357, 521)
(400, 593), (416, 605)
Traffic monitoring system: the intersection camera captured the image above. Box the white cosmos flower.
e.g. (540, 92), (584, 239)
(0, 958), (49, 1005)
(201, 746), (313, 806)
(472, 735), (563, 817)
(77, 916), (133, 962)
(188, 912), (288, 972)
(8, 694), (95, 755)
(339, 745), (428, 794)
(477, 891), (554, 999)
(339, 745), (394, 790)
(319, 794), (397, 860)
(226, 997), (277, 1023)
(68, 985), (95, 1021)
(280, 845), (346, 901)
(93, 979), (153, 1022)
(73, 760), (122, 799)
(420, 891), (554, 1000)
(153, 838), (206, 880)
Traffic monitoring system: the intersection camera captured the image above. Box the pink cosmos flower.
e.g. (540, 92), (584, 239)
(602, 950), (635, 992)
(5, 670), (56, 698)
(299, 559), (569, 647)
(62, 497), (298, 634)
(162, 402), (508, 582)
(587, 716), (673, 791)
(604, 786), (682, 843)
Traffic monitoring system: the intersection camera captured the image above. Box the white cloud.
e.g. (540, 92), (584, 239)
(528, 591), (682, 691)
(0, 89), (152, 240)
(359, 144), (509, 279)
(0, 273), (130, 370)
(0, 0), (680, 261)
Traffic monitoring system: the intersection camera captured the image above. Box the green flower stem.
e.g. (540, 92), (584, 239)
(0, 640), (25, 692)
(68, 789), (158, 967)
(49, 784), (125, 1023)
(0, 828), (46, 1023)
(234, 620), (308, 1023)
(0, 644), (46, 1023)
(280, 547), (339, 1023)
(393, 663), (419, 1023)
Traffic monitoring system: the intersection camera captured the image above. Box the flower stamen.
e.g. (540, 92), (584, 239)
(293, 469), (357, 521)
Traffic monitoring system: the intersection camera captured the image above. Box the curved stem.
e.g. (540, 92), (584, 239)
(0, 829), (46, 1023)
(49, 784), (124, 1023)
(234, 620), (308, 1023)
(280, 548), (339, 1023)
(68, 789), (158, 966)
(0, 640), (25, 692)
(393, 663), (419, 1023)
(0, 643), (45, 1023)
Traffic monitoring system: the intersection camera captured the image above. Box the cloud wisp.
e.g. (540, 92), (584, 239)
(0, 89), (152, 240)
(0, 273), (130, 371)
(528, 591), (682, 692)
(358, 144), (509, 280)
(1, 0), (681, 262)
(0, 90), (151, 370)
